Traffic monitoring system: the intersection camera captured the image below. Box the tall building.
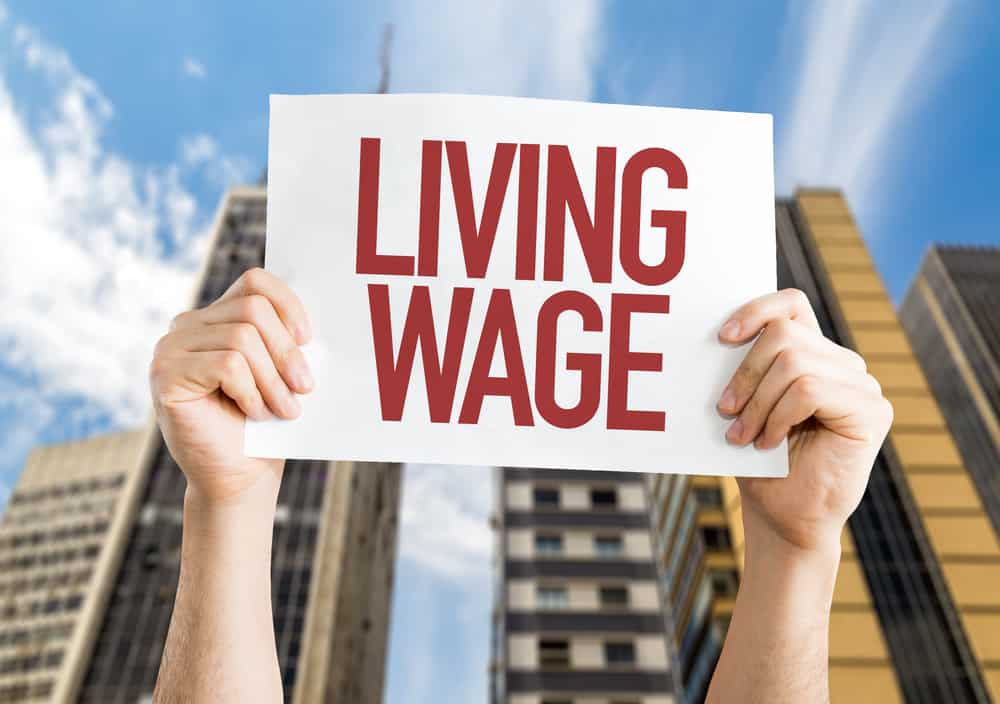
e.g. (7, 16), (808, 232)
(648, 190), (1000, 703)
(0, 430), (150, 703)
(491, 467), (676, 704)
(8, 186), (405, 703)
(900, 245), (1000, 539)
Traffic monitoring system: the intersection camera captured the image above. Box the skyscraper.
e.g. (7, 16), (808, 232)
(0, 430), (150, 703)
(900, 245), (1000, 540)
(647, 190), (1000, 703)
(491, 467), (676, 704)
(46, 186), (404, 703)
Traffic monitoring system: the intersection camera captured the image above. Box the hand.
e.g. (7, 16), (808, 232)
(149, 268), (314, 505)
(716, 289), (893, 554)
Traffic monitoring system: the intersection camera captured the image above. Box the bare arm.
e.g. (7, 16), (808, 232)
(150, 268), (314, 703)
(706, 290), (893, 703)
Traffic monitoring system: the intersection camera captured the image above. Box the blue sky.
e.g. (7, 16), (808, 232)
(0, 1), (998, 702)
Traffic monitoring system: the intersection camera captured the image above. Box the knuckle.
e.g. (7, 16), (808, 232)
(865, 372), (883, 396)
(229, 323), (258, 349)
(793, 375), (820, 401)
(782, 288), (809, 306)
(776, 348), (805, 377)
(241, 267), (267, 290)
(220, 350), (245, 376)
(242, 294), (270, 322)
(169, 311), (190, 330)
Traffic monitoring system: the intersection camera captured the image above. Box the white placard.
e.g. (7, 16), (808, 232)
(246, 93), (786, 477)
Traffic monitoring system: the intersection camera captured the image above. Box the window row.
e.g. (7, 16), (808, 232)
(8, 474), (125, 505)
(0, 680), (54, 701)
(535, 584), (631, 609)
(0, 622), (74, 648)
(539, 638), (637, 668)
(0, 649), (63, 675)
(0, 544), (101, 572)
(533, 486), (619, 509)
(0, 520), (110, 551)
(0, 593), (84, 620)
(0, 568), (92, 597)
(535, 533), (624, 558)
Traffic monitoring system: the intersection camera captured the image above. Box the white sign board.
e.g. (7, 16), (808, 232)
(246, 93), (786, 477)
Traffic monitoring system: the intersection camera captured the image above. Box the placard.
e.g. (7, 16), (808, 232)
(246, 93), (786, 476)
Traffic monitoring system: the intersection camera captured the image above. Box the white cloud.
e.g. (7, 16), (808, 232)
(182, 56), (207, 80)
(391, 0), (602, 99)
(0, 18), (249, 430)
(777, 0), (958, 217)
(181, 133), (251, 188)
(398, 464), (493, 579)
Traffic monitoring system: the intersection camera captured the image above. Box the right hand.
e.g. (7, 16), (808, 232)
(149, 268), (314, 505)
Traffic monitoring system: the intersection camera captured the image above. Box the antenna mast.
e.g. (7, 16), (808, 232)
(378, 24), (393, 94)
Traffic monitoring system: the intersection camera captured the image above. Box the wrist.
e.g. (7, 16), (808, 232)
(183, 472), (281, 551)
(741, 508), (841, 605)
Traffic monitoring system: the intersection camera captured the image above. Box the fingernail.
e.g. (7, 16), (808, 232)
(284, 393), (301, 417)
(720, 320), (741, 341)
(718, 388), (736, 414)
(726, 418), (744, 444)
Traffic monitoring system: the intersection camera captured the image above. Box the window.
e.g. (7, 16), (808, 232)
(535, 534), (563, 556)
(537, 586), (568, 609)
(604, 641), (636, 666)
(594, 535), (623, 557)
(599, 586), (629, 607)
(709, 568), (740, 598)
(701, 526), (732, 551)
(590, 488), (617, 508)
(693, 486), (723, 508)
(539, 639), (570, 667)
(533, 487), (560, 508)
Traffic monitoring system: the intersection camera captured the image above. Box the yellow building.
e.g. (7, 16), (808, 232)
(648, 190), (1000, 703)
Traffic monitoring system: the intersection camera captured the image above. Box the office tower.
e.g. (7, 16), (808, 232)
(0, 430), (149, 703)
(648, 190), (1000, 703)
(62, 186), (403, 703)
(900, 245), (1000, 539)
(491, 467), (676, 704)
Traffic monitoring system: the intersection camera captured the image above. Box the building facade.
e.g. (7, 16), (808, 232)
(492, 467), (676, 704)
(647, 191), (1000, 703)
(9, 186), (405, 703)
(0, 430), (150, 703)
(900, 245), (1000, 540)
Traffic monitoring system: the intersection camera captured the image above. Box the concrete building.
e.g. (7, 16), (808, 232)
(491, 467), (676, 704)
(900, 245), (1000, 540)
(647, 190), (1000, 703)
(0, 186), (402, 703)
(0, 430), (150, 703)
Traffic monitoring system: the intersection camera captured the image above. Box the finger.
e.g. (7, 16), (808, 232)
(719, 288), (819, 343)
(159, 324), (301, 419)
(756, 376), (893, 450)
(726, 354), (873, 447)
(717, 319), (861, 417)
(151, 350), (269, 421)
(217, 267), (312, 345)
(170, 294), (313, 394)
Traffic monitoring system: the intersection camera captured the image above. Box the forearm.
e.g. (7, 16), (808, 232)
(706, 514), (840, 704)
(154, 474), (282, 704)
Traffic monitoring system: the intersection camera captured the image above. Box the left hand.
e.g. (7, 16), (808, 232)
(716, 289), (894, 554)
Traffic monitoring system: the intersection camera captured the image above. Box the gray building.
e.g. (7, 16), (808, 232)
(65, 186), (403, 703)
(491, 467), (676, 704)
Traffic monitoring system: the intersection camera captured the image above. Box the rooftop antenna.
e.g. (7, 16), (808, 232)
(377, 24), (393, 94)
